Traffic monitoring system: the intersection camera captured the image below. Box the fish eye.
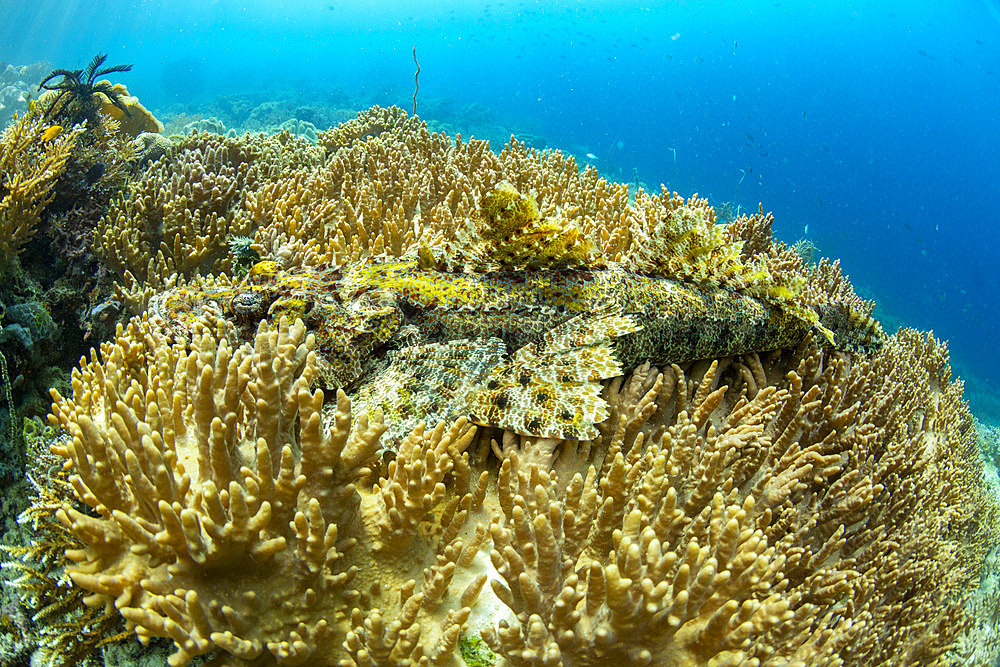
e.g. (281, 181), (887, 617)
(230, 291), (269, 320)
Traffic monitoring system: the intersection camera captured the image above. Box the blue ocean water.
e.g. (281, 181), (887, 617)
(3, 0), (999, 416)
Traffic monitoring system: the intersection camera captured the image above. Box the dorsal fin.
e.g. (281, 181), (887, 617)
(444, 182), (599, 271)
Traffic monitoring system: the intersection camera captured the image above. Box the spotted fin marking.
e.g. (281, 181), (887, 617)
(352, 338), (506, 447)
(467, 307), (641, 440)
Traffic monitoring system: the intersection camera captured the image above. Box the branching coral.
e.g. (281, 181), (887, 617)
(25, 104), (999, 667)
(108, 106), (824, 309)
(97, 129), (324, 312)
(0, 101), (83, 267)
(316, 105), (424, 154)
(0, 419), (129, 665)
(476, 329), (996, 666)
(48, 315), (385, 665)
(34, 308), (997, 666)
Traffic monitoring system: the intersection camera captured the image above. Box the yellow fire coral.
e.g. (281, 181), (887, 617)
(0, 101), (82, 267)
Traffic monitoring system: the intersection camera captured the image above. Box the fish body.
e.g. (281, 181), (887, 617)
(150, 183), (883, 440)
(151, 254), (881, 441)
(41, 124), (63, 141)
(345, 258), (813, 369)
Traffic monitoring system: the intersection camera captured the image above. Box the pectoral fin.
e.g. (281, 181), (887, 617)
(352, 337), (506, 448)
(467, 306), (641, 440)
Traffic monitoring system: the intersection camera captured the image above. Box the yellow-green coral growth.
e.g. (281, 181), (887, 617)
(0, 102), (82, 268)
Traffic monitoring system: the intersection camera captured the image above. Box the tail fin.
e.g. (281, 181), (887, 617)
(817, 303), (886, 353)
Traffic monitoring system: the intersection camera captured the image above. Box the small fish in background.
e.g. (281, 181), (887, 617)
(41, 125), (62, 141)
(585, 152), (598, 160)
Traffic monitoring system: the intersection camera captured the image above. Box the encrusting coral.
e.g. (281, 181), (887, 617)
(14, 105), (1000, 666)
(92, 82), (163, 138)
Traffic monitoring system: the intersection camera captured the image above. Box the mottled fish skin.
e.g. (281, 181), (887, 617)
(149, 254), (883, 442)
(344, 258), (819, 368)
(149, 179), (887, 440)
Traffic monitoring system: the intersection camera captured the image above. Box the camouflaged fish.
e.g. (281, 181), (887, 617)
(149, 183), (885, 442)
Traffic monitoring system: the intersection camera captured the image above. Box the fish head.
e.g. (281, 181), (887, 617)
(232, 261), (406, 388)
(228, 260), (285, 322)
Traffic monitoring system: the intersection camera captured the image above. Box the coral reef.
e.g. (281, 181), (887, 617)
(158, 90), (356, 141)
(0, 61), (49, 129)
(0, 100), (83, 267)
(133, 132), (173, 167)
(163, 115), (230, 138)
(5, 105), (997, 666)
(97, 129), (325, 312)
(41, 314), (996, 666)
(0, 56), (149, 486)
(25, 107), (998, 665)
(0, 418), (129, 665)
(953, 421), (1000, 666)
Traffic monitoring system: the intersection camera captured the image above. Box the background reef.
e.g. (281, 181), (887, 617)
(0, 62), (998, 665)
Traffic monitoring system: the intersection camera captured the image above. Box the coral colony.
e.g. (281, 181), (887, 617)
(0, 70), (996, 666)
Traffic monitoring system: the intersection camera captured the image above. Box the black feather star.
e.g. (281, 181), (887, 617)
(38, 53), (134, 125)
